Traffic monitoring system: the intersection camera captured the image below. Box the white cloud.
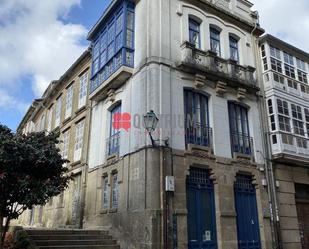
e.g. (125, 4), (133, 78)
(251, 0), (309, 53)
(0, 0), (88, 97)
(0, 89), (29, 113)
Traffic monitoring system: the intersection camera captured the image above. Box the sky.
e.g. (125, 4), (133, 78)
(0, 0), (308, 131)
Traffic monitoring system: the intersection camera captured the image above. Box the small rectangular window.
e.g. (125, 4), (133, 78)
(261, 45), (266, 58)
(65, 85), (73, 119)
(102, 176), (109, 209)
(55, 96), (62, 127)
(272, 134), (277, 144)
(301, 84), (307, 93)
(229, 36), (239, 62)
(210, 27), (221, 56)
(291, 104), (302, 120)
(112, 173), (119, 209)
(270, 115), (276, 131)
(296, 58), (306, 71)
(277, 99), (289, 116)
(268, 99), (273, 114)
(287, 79), (298, 90)
(47, 106), (53, 132)
(189, 18), (200, 48)
(271, 58), (282, 73)
(278, 115), (291, 132)
(273, 73), (284, 84)
(284, 52), (294, 65)
(285, 64), (295, 79)
(270, 46), (281, 60)
(298, 70), (308, 84)
(293, 119), (305, 136)
(62, 129), (70, 160)
(282, 134), (293, 145)
(126, 11), (134, 50)
(108, 104), (121, 156)
(78, 72), (88, 109)
(304, 109), (309, 123)
(263, 58), (268, 71)
(297, 137), (307, 148)
(74, 119), (85, 161)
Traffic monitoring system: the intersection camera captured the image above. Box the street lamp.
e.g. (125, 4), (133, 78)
(143, 110), (158, 146)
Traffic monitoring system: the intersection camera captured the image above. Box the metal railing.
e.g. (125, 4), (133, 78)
(230, 132), (254, 156)
(106, 133), (120, 156)
(185, 123), (213, 148)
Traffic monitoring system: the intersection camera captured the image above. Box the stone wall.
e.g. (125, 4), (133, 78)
(275, 164), (309, 249)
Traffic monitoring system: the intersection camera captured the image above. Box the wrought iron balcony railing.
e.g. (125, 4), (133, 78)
(230, 132), (254, 156)
(106, 133), (120, 157)
(185, 123), (213, 148)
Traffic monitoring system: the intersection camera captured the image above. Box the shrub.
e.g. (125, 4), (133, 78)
(14, 230), (36, 249)
(3, 233), (14, 249)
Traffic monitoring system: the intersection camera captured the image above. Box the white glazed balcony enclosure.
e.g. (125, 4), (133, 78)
(271, 131), (309, 164)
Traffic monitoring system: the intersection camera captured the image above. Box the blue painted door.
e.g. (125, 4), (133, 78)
(234, 174), (261, 249)
(187, 168), (217, 249)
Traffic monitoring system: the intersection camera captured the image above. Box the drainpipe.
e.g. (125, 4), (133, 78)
(82, 100), (94, 228)
(251, 22), (282, 249)
(160, 145), (168, 249)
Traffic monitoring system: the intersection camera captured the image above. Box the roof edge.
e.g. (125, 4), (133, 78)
(17, 48), (91, 131)
(259, 34), (309, 60)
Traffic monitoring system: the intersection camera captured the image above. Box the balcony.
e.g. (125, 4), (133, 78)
(265, 72), (309, 101)
(230, 132), (254, 158)
(271, 132), (309, 164)
(185, 124), (213, 150)
(178, 41), (258, 92)
(89, 63), (133, 101)
(88, 0), (135, 102)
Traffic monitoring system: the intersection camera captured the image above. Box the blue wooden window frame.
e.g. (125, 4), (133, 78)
(184, 89), (211, 147)
(229, 36), (239, 62)
(228, 102), (252, 155)
(108, 104), (121, 155)
(210, 27), (221, 56)
(189, 18), (201, 48)
(90, 0), (135, 93)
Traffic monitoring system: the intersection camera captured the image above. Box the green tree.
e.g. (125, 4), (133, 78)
(0, 124), (71, 249)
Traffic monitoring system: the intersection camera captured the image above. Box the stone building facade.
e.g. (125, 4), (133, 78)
(16, 0), (276, 249)
(258, 35), (309, 249)
(17, 50), (92, 229)
(83, 0), (272, 249)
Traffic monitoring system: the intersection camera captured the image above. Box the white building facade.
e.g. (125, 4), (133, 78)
(84, 0), (272, 249)
(259, 35), (309, 249)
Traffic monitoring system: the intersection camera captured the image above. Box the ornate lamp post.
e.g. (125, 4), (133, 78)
(143, 110), (159, 147)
